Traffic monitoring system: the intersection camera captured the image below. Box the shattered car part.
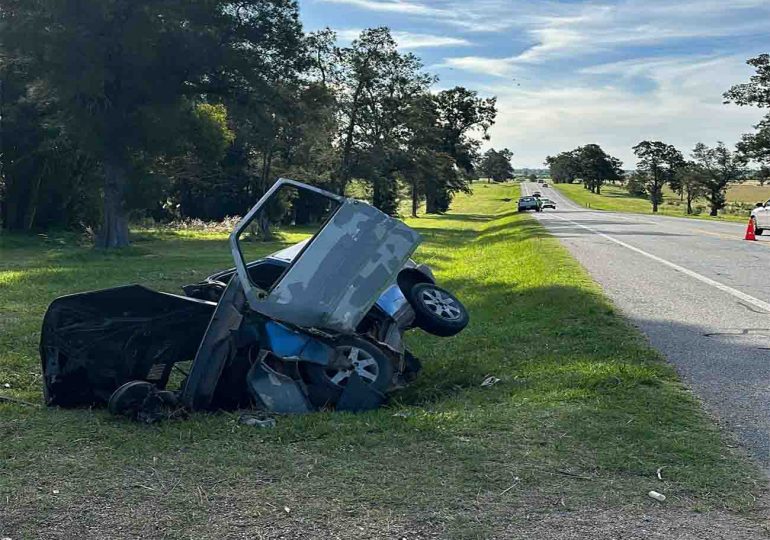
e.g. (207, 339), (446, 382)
(41, 285), (214, 407)
(231, 183), (421, 334)
(40, 179), (470, 417)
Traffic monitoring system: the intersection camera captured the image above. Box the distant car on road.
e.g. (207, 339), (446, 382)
(751, 200), (770, 234)
(542, 183), (549, 188)
(518, 196), (541, 212)
(532, 191), (542, 198)
(539, 198), (556, 210)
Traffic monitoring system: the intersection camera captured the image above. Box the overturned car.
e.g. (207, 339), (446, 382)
(41, 179), (469, 418)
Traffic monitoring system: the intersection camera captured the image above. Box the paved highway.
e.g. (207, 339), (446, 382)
(523, 182), (770, 468)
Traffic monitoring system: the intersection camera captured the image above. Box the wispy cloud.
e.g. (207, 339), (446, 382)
(305, 0), (769, 165)
(318, 0), (451, 17)
(336, 29), (472, 49)
(437, 56), (518, 77)
(485, 55), (765, 166)
(322, 0), (770, 60)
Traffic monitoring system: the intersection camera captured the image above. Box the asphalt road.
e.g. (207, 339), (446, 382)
(522, 182), (770, 469)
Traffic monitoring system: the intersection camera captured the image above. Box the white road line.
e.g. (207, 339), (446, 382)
(546, 213), (770, 314)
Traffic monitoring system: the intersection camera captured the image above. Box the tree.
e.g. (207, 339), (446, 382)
(691, 142), (745, 216)
(332, 28), (437, 214)
(427, 87), (496, 213)
(334, 27), (398, 196)
(632, 141), (684, 212)
(674, 162), (708, 215)
(574, 144), (623, 194)
(545, 151), (581, 183)
(724, 54), (770, 168)
(0, 0), (304, 247)
(625, 171), (648, 197)
(0, 60), (101, 231)
(758, 166), (770, 186)
(479, 149), (514, 182)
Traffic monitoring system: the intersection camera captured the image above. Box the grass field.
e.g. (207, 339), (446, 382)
(0, 184), (765, 538)
(554, 183), (770, 223)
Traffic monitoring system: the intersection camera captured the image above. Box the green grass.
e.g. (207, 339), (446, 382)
(0, 184), (763, 538)
(554, 183), (752, 223)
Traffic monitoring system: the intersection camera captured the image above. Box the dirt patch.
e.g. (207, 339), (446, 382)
(500, 507), (770, 540)
(4, 491), (770, 540)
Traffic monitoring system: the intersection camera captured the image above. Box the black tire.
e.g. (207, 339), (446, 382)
(753, 218), (764, 236)
(108, 381), (154, 417)
(408, 283), (469, 337)
(301, 337), (394, 407)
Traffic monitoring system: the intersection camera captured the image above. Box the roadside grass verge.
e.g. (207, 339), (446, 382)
(0, 183), (763, 538)
(554, 183), (751, 223)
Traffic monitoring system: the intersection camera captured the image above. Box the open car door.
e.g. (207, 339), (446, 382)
(180, 179), (422, 411)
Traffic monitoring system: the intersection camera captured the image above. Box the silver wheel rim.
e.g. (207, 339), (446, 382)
(325, 346), (379, 386)
(420, 288), (462, 321)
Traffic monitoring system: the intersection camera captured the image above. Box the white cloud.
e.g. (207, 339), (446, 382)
(336, 29), (472, 49)
(512, 1), (769, 64)
(393, 32), (471, 49)
(438, 56), (518, 77)
(318, 0), (451, 17)
(311, 0), (770, 167)
(484, 56), (766, 167)
(322, 0), (770, 60)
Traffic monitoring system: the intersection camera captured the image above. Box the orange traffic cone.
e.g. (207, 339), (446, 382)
(745, 218), (757, 241)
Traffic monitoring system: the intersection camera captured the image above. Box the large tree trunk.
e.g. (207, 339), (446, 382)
(96, 155), (130, 248)
(411, 181), (419, 218)
(425, 192), (438, 214)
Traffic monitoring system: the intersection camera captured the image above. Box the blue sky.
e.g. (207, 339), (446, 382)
(298, 0), (769, 168)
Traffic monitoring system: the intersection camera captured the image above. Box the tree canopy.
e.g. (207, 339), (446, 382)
(0, 10), (499, 245)
(691, 142), (745, 216)
(479, 148), (514, 183)
(632, 141), (684, 213)
(725, 54), (770, 168)
(545, 144), (623, 193)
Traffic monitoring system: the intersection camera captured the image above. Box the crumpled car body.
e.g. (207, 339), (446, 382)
(41, 179), (469, 417)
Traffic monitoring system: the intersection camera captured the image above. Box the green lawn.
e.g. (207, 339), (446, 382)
(0, 183), (763, 538)
(554, 183), (752, 223)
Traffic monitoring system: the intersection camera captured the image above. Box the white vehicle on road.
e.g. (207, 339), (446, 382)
(750, 201), (770, 235)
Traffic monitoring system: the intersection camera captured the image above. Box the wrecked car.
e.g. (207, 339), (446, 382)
(40, 179), (469, 418)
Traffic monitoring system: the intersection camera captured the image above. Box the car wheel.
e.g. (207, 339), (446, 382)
(753, 218), (764, 235)
(408, 283), (469, 337)
(301, 337), (394, 406)
(108, 381), (154, 417)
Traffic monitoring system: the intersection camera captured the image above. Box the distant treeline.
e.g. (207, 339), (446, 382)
(545, 54), (770, 216)
(0, 1), (506, 247)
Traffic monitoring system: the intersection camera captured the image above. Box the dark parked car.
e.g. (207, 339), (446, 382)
(518, 196), (541, 212)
